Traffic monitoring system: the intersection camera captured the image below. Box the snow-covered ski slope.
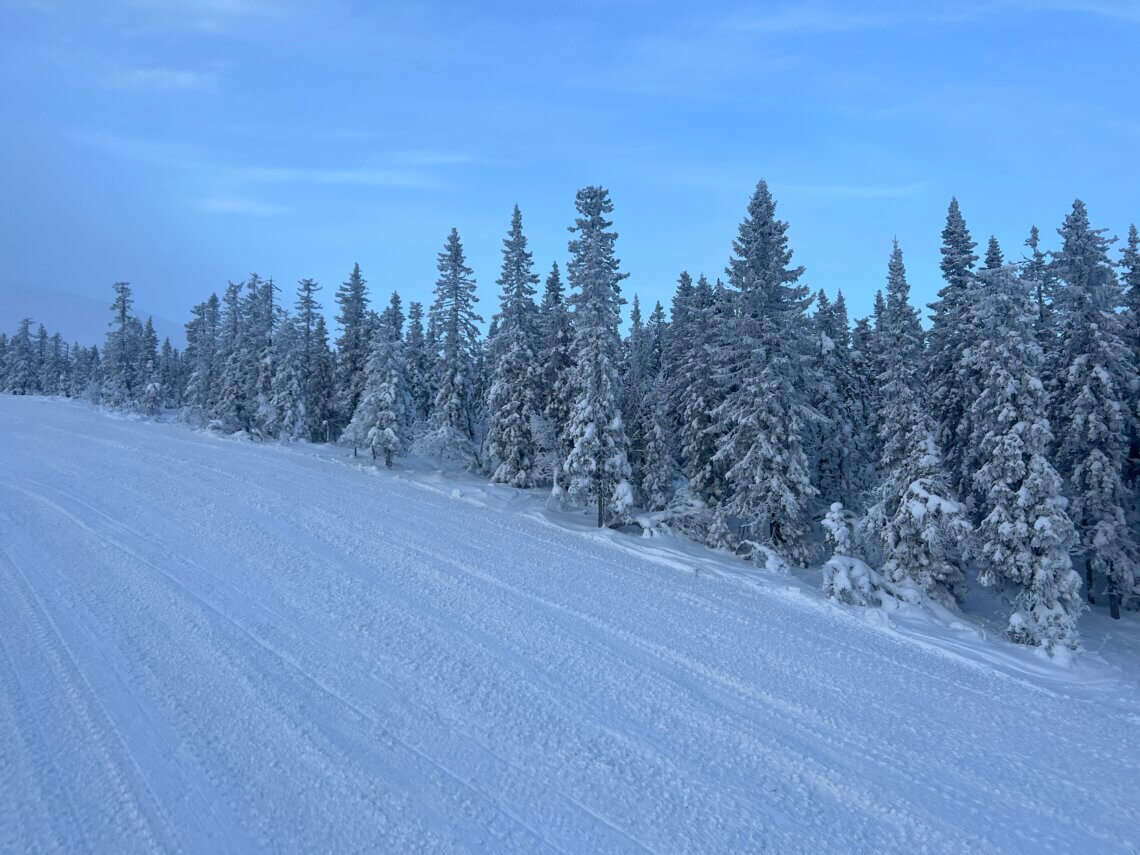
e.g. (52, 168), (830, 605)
(1, 397), (1138, 853)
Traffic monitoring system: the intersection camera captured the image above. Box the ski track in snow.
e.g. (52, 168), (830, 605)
(1, 397), (1138, 853)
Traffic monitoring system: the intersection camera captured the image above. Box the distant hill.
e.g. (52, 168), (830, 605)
(0, 284), (184, 347)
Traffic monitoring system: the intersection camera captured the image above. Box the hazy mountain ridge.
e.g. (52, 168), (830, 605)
(0, 283), (184, 347)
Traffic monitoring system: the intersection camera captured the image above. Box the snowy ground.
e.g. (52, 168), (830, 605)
(1, 396), (1138, 853)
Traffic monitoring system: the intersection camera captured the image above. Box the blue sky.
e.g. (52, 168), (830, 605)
(2, 0), (1138, 340)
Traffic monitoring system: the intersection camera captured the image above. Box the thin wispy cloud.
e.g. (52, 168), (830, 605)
(393, 151), (486, 167)
(598, 25), (801, 99)
(606, 3), (964, 100)
(238, 166), (440, 188)
(101, 65), (218, 92)
(68, 128), (208, 169)
(74, 129), (464, 182)
(198, 195), (292, 216)
(779, 181), (930, 200)
(726, 5), (907, 35)
(611, 0), (1136, 108)
(705, 0), (1140, 41)
(116, 0), (301, 36)
(40, 43), (223, 93)
(70, 128), (461, 204)
(990, 0), (1140, 23)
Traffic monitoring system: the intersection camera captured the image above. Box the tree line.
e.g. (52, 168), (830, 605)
(3, 181), (1138, 655)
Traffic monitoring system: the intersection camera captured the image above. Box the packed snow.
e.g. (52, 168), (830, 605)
(2, 396), (1138, 852)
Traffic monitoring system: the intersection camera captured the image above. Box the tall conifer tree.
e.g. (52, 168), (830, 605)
(560, 187), (633, 526)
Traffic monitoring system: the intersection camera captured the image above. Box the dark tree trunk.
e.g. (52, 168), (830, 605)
(1085, 557), (1095, 605)
(1108, 575), (1121, 620)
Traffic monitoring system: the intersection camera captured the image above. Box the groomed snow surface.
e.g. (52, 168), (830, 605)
(2, 396), (1138, 853)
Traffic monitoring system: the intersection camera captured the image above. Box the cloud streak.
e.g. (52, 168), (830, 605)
(987, 0), (1140, 22)
(197, 195), (292, 215)
(100, 65), (218, 91)
(237, 165), (439, 188)
(725, 0), (1140, 35)
(70, 127), (463, 221)
(779, 181), (930, 199)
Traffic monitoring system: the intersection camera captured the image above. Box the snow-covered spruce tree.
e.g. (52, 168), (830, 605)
(663, 270), (695, 423)
(821, 501), (886, 607)
(32, 330), (51, 394)
(859, 289), (889, 469)
(135, 316), (158, 399)
(403, 301), (432, 425)
(483, 312), (503, 372)
(956, 237), (1009, 504)
(485, 205), (541, 486)
(877, 241), (926, 462)
(63, 341), (84, 398)
(380, 292), (405, 341)
(822, 502), (854, 557)
(621, 294), (651, 489)
(265, 318), (308, 441)
(85, 345), (103, 401)
(538, 261), (575, 479)
(984, 235), (1004, 270)
(158, 337), (177, 408)
(863, 241), (969, 607)
(467, 329), (490, 433)
(643, 301), (666, 394)
(710, 180), (816, 562)
(965, 263), (1083, 651)
(626, 295), (668, 501)
(34, 323), (47, 391)
(687, 278), (736, 504)
(61, 343), (86, 400)
(238, 281), (262, 426)
(54, 335), (71, 397)
(849, 315), (882, 493)
(4, 318), (38, 394)
(308, 315), (336, 443)
(809, 289), (863, 510)
(1122, 223), (1140, 314)
(638, 376), (678, 511)
(674, 274), (718, 492)
(293, 278), (320, 437)
(1122, 223), (1140, 345)
(1121, 223), (1140, 490)
(245, 274), (281, 436)
(1021, 226), (1060, 413)
(140, 358), (162, 417)
(213, 281), (250, 431)
(560, 186), (634, 526)
(927, 197), (980, 495)
(834, 292), (873, 505)
(39, 332), (66, 396)
(343, 320), (408, 467)
(333, 263), (371, 434)
(423, 228), (483, 465)
(102, 281), (139, 408)
(1023, 226), (1055, 326)
(805, 291), (832, 493)
(1053, 200), (1138, 617)
(487, 346), (540, 478)
(183, 294), (220, 421)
